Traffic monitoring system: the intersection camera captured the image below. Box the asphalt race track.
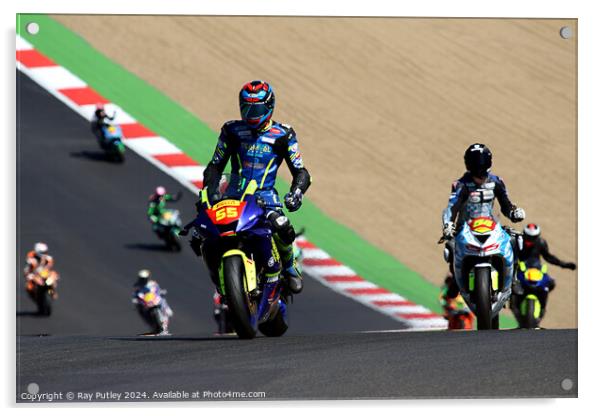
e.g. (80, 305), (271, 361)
(16, 71), (577, 401)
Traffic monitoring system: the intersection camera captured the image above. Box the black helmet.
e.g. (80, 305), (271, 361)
(464, 143), (492, 178)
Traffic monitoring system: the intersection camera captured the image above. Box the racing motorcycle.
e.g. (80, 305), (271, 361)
(213, 290), (234, 335)
(155, 209), (182, 251)
(25, 266), (59, 316)
(443, 216), (517, 330)
(132, 283), (173, 335)
(187, 177), (290, 339)
(511, 262), (552, 329)
(99, 123), (126, 162)
(443, 294), (474, 330)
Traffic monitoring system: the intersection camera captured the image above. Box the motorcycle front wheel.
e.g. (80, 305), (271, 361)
(223, 256), (257, 339)
(474, 267), (493, 330)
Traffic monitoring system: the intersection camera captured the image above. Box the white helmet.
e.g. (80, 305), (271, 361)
(34, 242), (48, 255)
(155, 186), (166, 196)
(523, 223), (541, 238)
(137, 269), (151, 279)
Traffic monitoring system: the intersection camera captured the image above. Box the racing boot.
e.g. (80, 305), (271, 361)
(283, 257), (303, 294)
(273, 234), (303, 294)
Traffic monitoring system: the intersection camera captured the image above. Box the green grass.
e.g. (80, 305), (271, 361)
(17, 14), (517, 327)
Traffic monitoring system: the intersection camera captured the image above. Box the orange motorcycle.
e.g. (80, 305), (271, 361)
(25, 267), (59, 316)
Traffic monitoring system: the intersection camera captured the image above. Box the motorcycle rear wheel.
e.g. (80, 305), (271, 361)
(474, 267), (493, 330)
(223, 256), (257, 339)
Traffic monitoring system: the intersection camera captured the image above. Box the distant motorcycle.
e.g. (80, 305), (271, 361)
(442, 216), (517, 330)
(512, 262), (552, 329)
(99, 123), (126, 162)
(187, 177), (290, 339)
(25, 266), (59, 316)
(445, 295), (474, 330)
(213, 291), (234, 335)
(132, 283), (172, 335)
(155, 209), (182, 251)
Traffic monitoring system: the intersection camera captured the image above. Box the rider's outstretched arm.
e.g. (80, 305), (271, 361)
(278, 125), (311, 194)
(540, 239), (575, 269)
(493, 177), (516, 218)
(202, 125), (233, 196)
(442, 181), (467, 225)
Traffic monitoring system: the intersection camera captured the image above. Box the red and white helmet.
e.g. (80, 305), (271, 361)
(155, 186), (166, 196)
(523, 223), (541, 238)
(34, 242), (48, 255)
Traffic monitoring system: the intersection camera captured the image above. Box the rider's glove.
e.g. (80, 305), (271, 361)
(284, 188), (303, 212)
(564, 262), (577, 270)
(442, 222), (456, 239)
(509, 207), (526, 223)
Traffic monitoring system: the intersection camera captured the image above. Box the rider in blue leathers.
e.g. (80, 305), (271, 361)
(441, 143), (526, 299)
(191, 80), (311, 294)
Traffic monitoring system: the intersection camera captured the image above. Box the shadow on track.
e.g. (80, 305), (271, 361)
(17, 310), (44, 317)
(123, 242), (176, 252)
(109, 335), (238, 342)
(69, 150), (119, 164)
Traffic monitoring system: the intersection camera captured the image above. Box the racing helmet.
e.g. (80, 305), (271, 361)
(464, 143), (492, 178)
(137, 269), (151, 280)
(239, 80), (275, 129)
(34, 242), (48, 255)
(523, 223), (541, 240)
(155, 186), (166, 196)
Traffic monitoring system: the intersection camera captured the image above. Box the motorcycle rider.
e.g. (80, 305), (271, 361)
(439, 271), (474, 330)
(147, 186), (182, 234)
(511, 223), (576, 313)
(189, 80), (311, 294)
(90, 103), (116, 149)
(441, 143), (526, 299)
(24, 242), (59, 299)
(131, 269), (173, 335)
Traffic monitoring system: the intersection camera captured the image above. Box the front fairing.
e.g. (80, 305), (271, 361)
(102, 124), (123, 140)
(193, 209), (221, 238)
(237, 195), (264, 233)
(454, 221), (514, 292)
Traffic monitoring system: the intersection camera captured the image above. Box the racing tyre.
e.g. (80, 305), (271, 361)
(223, 256), (257, 339)
(37, 289), (52, 316)
(150, 307), (164, 333)
(474, 267), (493, 330)
(521, 298), (538, 329)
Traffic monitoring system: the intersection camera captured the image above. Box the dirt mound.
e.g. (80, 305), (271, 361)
(54, 16), (577, 328)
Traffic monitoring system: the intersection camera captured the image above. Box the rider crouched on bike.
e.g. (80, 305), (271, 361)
(24, 242), (59, 299)
(147, 186), (181, 234)
(512, 223), (576, 311)
(90, 103), (115, 149)
(131, 269), (173, 335)
(191, 80), (311, 294)
(441, 143), (526, 300)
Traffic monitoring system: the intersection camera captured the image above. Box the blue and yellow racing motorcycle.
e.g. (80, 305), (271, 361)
(189, 178), (289, 339)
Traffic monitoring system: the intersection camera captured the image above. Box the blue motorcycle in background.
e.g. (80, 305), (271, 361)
(512, 261), (553, 329)
(99, 123), (126, 163)
(189, 177), (289, 339)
